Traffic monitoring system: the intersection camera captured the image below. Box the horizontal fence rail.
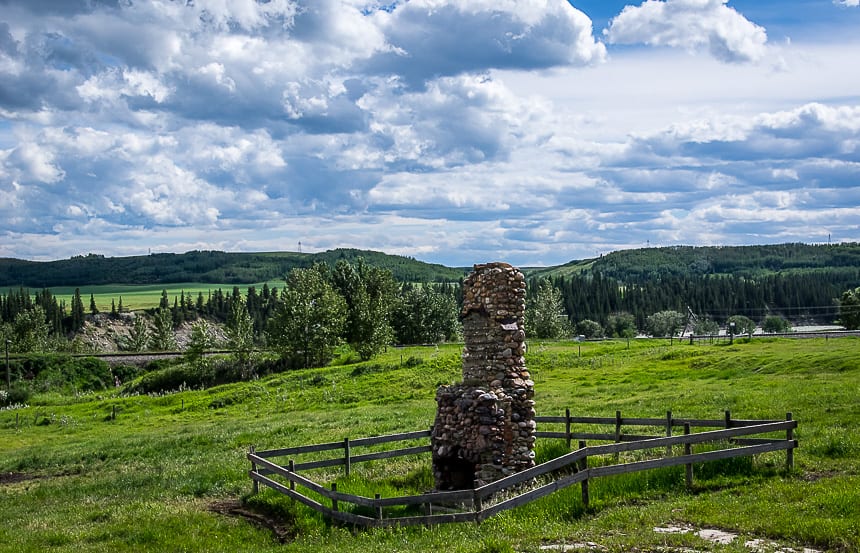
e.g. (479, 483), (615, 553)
(248, 410), (796, 528)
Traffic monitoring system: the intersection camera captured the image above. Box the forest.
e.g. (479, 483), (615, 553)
(0, 248), (465, 287)
(2, 243), (860, 358)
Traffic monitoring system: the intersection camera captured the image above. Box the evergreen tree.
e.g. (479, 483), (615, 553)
(89, 293), (99, 315)
(71, 288), (85, 332)
(150, 308), (177, 351)
(125, 314), (150, 352)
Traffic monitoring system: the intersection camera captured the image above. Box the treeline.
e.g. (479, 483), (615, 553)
(0, 260), (462, 361)
(531, 242), (860, 281)
(0, 248), (465, 287)
(532, 267), (858, 331)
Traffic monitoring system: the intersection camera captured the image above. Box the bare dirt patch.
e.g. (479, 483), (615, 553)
(0, 472), (35, 485)
(208, 499), (296, 544)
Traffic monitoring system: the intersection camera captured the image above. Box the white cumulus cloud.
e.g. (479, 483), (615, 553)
(605, 0), (769, 63)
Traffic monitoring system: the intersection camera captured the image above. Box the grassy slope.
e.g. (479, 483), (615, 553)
(0, 339), (858, 552)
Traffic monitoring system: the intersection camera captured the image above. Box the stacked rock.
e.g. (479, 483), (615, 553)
(432, 262), (536, 490)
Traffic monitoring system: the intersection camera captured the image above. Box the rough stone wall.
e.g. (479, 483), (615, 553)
(432, 262), (535, 489)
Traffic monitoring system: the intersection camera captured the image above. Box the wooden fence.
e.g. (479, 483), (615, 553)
(247, 410), (797, 527)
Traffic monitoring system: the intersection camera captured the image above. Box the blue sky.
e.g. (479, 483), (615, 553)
(1, 0), (859, 267)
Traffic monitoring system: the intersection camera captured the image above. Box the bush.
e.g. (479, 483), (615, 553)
(9, 354), (114, 393)
(762, 315), (791, 333)
(0, 384), (31, 406)
(129, 356), (267, 394)
(575, 319), (604, 339)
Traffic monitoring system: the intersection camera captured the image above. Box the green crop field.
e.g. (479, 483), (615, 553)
(40, 282), (285, 312)
(1, 338), (858, 552)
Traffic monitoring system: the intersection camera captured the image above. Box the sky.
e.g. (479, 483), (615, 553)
(1, 0), (859, 268)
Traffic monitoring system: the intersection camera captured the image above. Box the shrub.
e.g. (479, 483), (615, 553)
(0, 384), (30, 406)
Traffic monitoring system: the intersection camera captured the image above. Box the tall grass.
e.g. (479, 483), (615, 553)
(0, 339), (858, 552)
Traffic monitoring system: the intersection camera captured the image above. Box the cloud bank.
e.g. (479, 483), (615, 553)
(0, 0), (858, 266)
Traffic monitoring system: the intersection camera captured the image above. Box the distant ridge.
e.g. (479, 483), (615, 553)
(0, 249), (466, 288)
(524, 242), (860, 280)
(3, 242), (860, 289)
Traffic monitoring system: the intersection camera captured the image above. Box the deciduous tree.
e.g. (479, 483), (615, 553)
(839, 287), (860, 330)
(646, 310), (686, 338)
(526, 279), (572, 340)
(267, 264), (347, 368)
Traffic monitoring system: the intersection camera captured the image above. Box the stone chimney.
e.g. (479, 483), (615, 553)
(431, 262), (535, 490)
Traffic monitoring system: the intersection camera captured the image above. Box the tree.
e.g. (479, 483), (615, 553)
(762, 315), (791, 334)
(150, 308), (177, 351)
(646, 310), (686, 338)
(71, 288), (85, 332)
(331, 259), (397, 360)
(575, 319), (604, 339)
(606, 312), (637, 339)
(89, 294), (99, 316)
(226, 295), (255, 368)
(526, 279), (572, 340)
(391, 284), (460, 345)
(693, 317), (719, 335)
(184, 320), (214, 365)
(267, 264), (347, 368)
(121, 314), (150, 352)
(12, 306), (51, 353)
(839, 287), (860, 330)
(727, 315), (756, 337)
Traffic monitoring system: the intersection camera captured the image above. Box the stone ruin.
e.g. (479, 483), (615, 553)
(431, 262), (536, 490)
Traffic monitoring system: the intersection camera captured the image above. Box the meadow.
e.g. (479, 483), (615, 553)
(45, 282), (284, 312)
(1, 337), (858, 552)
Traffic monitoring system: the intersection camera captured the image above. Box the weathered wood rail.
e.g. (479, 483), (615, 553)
(247, 410), (797, 527)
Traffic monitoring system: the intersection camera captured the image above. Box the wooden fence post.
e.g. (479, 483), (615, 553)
(331, 483), (338, 512)
(579, 440), (589, 508)
(565, 408), (572, 449)
(344, 437), (351, 476)
(665, 411), (673, 456)
(614, 410), (622, 462)
(724, 410), (732, 429)
(288, 460), (295, 490)
(474, 480), (483, 521)
(249, 445), (258, 495)
(684, 423), (693, 489)
(786, 412), (794, 472)
(375, 493), (382, 521)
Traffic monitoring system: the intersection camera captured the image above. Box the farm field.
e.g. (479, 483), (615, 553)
(1, 338), (858, 552)
(40, 282), (285, 312)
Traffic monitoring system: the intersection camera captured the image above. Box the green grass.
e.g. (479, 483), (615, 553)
(1, 339), (858, 552)
(43, 281), (285, 311)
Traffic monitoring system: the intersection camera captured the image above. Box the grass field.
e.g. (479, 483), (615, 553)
(39, 282), (285, 312)
(1, 338), (858, 552)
